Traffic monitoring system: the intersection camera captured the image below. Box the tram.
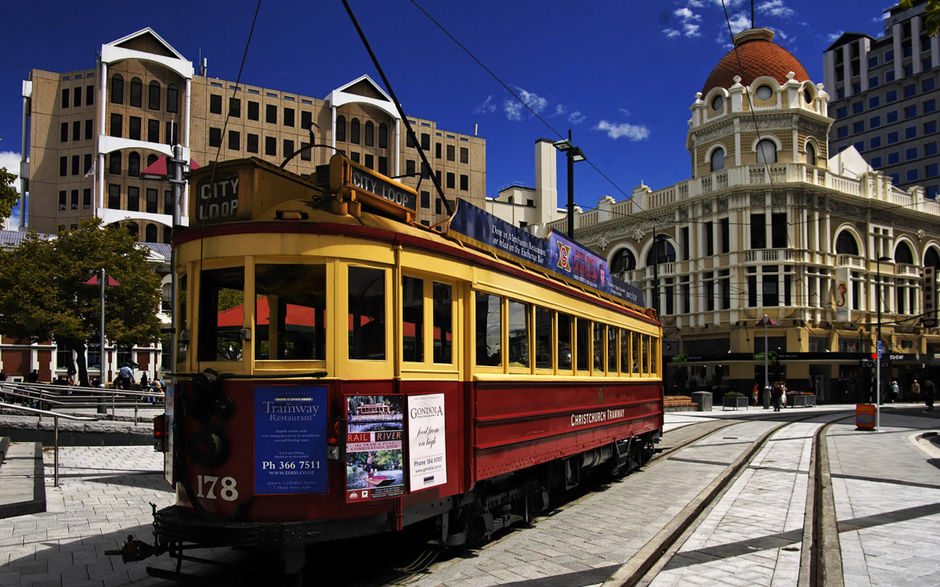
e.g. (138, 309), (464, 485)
(133, 155), (663, 569)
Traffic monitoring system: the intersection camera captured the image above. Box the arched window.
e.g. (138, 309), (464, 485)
(166, 84), (179, 113)
(147, 154), (158, 167)
(895, 242), (915, 264)
(756, 139), (777, 164)
(645, 240), (676, 265)
(710, 147), (725, 172)
(128, 152), (141, 177)
(149, 81), (161, 110)
(336, 115), (346, 142)
(926, 247), (940, 269)
(806, 142), (817, 166)
(610, 249), (636, 274)
(379, 123), (388, 149)
(110, 74), (124, 104)
(365, 121), (374, 147)
(835, 231), (859, 255)
(108, 152), (122, 175)
(145, 223), (158, 242)
(130, 77), (142, 108)
(350, 118), (361, 144)
(126, 222), (139, 237)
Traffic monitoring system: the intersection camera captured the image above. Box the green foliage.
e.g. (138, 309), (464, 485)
(0, 167), (19, 221)
(900, 0), (939, 36)
(0, 219), (162, 377)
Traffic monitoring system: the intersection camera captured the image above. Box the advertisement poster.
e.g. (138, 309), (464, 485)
(407, 394), (447, 491)
(254, 386), (328, 494)
(345, 395), (404, 502)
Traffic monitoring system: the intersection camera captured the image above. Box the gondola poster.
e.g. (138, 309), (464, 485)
(345, 395), (404, 502)
(407, 394), (447, 491)
(254, 386), (328, 494)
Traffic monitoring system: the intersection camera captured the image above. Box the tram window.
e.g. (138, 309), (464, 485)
(402, 276), (424, 362)
(349, 267), (386, 360)
(535, 307), (552, 369)
(557, 313), (572, 371)
(576, 319), (591, 372)
(649, 336), (658, 375)
(508, 300), (530, 368)
(608, 327), (617, 375)
(198, 267), (245, 362)
(593, 324), (604, 373)
(632, 332), (641, 374)
(475, 292), (502, 367)
(255, 264), (325, 360)
(642, 335), (650, 375)
(433, 282), (452, 364)
(620, 328), (629, 374)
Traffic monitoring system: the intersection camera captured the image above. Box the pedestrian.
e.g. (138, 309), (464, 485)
(771, 381), (783, 412)
(912, 379), (921, 401)
(924, 379), (935, 412)
(118, 365), (133, 390)
(751, 382), (759, 406)
(889, 380), (899, 403)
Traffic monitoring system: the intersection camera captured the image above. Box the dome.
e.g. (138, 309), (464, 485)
(702, 28), (810, 94)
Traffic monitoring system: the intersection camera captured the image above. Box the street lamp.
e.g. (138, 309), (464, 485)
(875, 255), (891, 430)
(553, 129), (586, 240)
(756, 314), (777, 409)
(651, 231), (669, 316)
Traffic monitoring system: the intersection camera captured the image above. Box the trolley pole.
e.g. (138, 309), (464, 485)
(168, 142), (187, 377)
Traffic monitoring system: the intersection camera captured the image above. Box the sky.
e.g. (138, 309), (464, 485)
(0, 0), (897, 223)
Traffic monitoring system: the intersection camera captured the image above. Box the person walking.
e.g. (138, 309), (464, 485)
(912, 379), (921, 402)
(889, 380), (899, 403)
(771, 381), (783, 412)
(924, 379), (935, 412)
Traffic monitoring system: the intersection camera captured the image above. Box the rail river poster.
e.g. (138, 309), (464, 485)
(346, 396), (404, 502)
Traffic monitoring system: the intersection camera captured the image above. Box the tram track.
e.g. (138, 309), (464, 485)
(605, 410), (854, 587)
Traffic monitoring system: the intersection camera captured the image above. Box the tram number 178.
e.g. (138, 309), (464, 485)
(195, 474), (239, 501)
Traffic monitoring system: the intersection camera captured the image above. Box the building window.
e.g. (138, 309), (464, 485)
(447, 144), (455, 161)
(870, 136), (881, 148)
(871, 156), (883, 167)
(128, 152), (140, 177)
(925, 121), (938, 134)
(905, 105), (917, 118)
(166, 122), (178, 145)
(806, 143), (817, 165)
(888, 131), (899, 144)
(301, 110), (312, 129)
(836, 106), (848, 119)
(886, 89), (897, 103)
(146, 188), (158, 213)
(927, 163), (938, 178)
(129, 116), (141, 140)
(852, 101), (863, 114)
(266, 104), (277, 124)
(284, 139), (294, 159)
(907, 169), (919, 181)
(265, 136), (276, 156)
(925, 99), (937, 114)
(926, 142), (938, 157)
(209, 127), (222, 147)
(719, 217), (730, 253)
(146, 223), (157, 242)
(85, 119), (92, 140)
(210, 94), (222, 114)
(130, 77), (142, 108)
(108, 184), (120, 208)
(870, 115), (881, 129)
(58, 190), (66, 210)
(887, 110), (898, 123)
(837, 126), (848, 138)
(147, 119), (160, 143)
(58, 156), (67, 176)
(149, 81), (161, 110)
(460, 147), (469, 164)
(364, 153), (373, 169)
(379, 123), (388, 149)
(167, 84), (179, 113)
(446, 172), (455, 189)
(756, 139), (777, 164)
(229, 97), (241, 118)
(421, 133), (430, 150)
(751, 214), (766, 249)
(420, 191), (430, 209)
(888, 152), (900, 164)
(460, 174), (469, 191)
(109, 113), (122, 138)
(110, 74), (124, 104)
(109, 152), (121, 174)
(127, 186), (139, 211)
(853, 121), (864, 133)
(82, 188), (91, 209)
(364, 121), (373, 146)
(71, 154), (80, 175)
(284, 107), (295, 127)
(247, 133), (258, 153)
(378, 156), (387, 174)
(869, 75), (879, 88)
(86, 84), (94, 106)
(350, 118), (360, 144)
(869, 96), (880, 109)
(906, 147), (918, 160)
(248, 101), (259, 120)
(906, 126), (917, 139)
(60, 122), (69, 142)
(229, 130), (240, 151)
(904, 84), (916, 98)
(336, 115), (346, 141)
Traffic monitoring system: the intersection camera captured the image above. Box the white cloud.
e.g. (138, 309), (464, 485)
(826, 31), (844, 43)
(675, 7), (699, 20)
(0, 152), (21, 191)
(553, 104), (567, 117)
(476, 95), (497, 115)
(663, 28), (682, 38)
(728, 13), (751, 34)
(504, 87), (548, 121)
(688, 0), (704, 7)
(758, 0), (795, 18)
(595, 120), (650, 141)
(568, 111), (586, 124)
(684, 22), (702, 37)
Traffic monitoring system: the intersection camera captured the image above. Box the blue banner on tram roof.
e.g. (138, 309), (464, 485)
(448, 200), (644, 307)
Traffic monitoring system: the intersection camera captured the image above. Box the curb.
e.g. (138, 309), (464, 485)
(0, 441), (46, 519)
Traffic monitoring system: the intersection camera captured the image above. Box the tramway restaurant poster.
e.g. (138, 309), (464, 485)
(254, 386), (327, 494)
(345, 396), (404, 502)
(407, 394), (447, 491)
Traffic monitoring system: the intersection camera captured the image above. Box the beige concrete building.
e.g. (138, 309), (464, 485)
(20, 28), (486, 240)
(528, 28), (940, 403)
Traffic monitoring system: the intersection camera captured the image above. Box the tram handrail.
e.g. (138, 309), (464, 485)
(0, 401), (97, 487)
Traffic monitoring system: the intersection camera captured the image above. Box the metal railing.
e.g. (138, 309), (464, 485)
(0, 381), (164, 424)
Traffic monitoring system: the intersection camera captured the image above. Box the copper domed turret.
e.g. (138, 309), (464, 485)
(702, 28), (810, 94)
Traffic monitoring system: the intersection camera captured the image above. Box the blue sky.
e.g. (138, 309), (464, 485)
(1, 0), (894, 221)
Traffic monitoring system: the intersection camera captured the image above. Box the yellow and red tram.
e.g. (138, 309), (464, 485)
(148, 155), (663, 560)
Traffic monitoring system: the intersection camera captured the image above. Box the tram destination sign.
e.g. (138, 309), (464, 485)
(329, 154), (416, 219)
(195, 174), (239, 222)
(448, 199), (644, 306)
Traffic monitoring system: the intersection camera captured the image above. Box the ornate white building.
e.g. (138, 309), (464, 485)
(532, 28), (940, 402)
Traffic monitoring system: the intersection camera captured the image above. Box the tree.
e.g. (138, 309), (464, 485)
(900, 0), (939, 37)
(0, 167), (19, 220)
(0, 219), (162, 386)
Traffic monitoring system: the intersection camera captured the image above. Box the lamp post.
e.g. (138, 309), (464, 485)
(757, 314), (777, 409)
(651, 230), (669, 316)
(875, 255), (891, 430)
(552, 130), (585, 240)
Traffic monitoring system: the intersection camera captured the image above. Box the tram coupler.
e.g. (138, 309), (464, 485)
(105, 534), (166, 562)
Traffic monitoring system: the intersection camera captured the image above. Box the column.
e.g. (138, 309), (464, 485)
(912, 17), (922, 75)
(98, 62), (108, 209)
(395, 119), (401, 177)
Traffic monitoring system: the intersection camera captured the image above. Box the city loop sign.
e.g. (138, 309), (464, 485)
(329, 154), (417, 220)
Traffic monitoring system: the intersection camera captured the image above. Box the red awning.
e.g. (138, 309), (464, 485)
(755, 316), (778, 326)
(84, 274), (120, 287)
(141, 155), (201, 179)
